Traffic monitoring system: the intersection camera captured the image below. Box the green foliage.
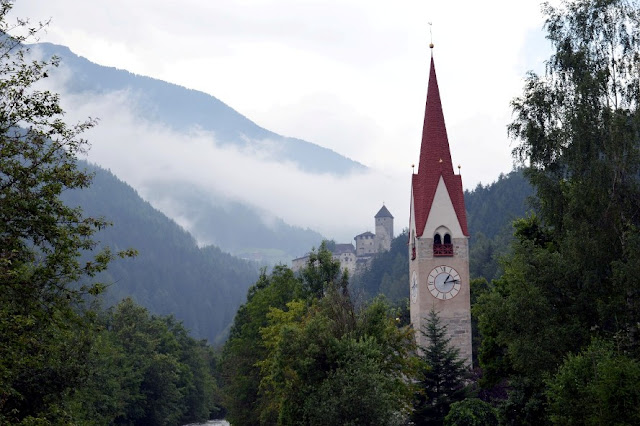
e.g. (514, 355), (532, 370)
(469, 277), (490, 366)
(300, 334), (409, 426)
(474, 216), (588, 424)
(66, 299), (219, 425)
(0, 5), (221, 423)
(257, 291), (418, 426)
(465, 170), (533, 241)
(222, 245), (418, 425)
(301, 240), (349, 298)
(412, 310), (468, 426)
(221, 266), (304, 425)
(444, 398), (498, 426)
(508, 0), (640, 339)
(475, 0), (640, 424)
(547, 339), (640, 425)
(0, 3), (134, 422)
(477, 216), (587, 382)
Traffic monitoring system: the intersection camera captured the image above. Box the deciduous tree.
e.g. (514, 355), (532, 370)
(0, 2), (131, 422)
(476, 0), (640, 423)
(547, 339), (640, 425)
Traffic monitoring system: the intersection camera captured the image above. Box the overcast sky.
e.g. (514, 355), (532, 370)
(9, 0), (554, 242)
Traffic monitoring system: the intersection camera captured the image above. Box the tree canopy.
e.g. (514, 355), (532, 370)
(221, 243), (419, 425)
(475, 0), (640, 423)
(0, 4), (217, 423)
(0, 3), (125, 421)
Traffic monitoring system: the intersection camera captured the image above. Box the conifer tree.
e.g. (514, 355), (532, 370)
(412, 309), (468, 426)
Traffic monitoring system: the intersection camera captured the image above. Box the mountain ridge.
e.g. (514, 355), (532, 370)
(36, 42), (366, 175)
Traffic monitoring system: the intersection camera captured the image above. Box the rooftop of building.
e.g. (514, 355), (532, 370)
(333, 243), (356, 254)
(354, 231), (375, 239)
(375, 204), (394, 219)
(411, 52), (469, 237)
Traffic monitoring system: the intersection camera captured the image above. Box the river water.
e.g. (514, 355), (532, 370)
(184, 421), (229, 426)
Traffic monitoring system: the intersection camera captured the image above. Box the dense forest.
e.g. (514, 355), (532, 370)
(62, 163), (260, 344)
(3, 0), (640, 424)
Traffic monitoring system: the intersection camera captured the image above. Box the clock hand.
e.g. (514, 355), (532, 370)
(444, 276), (460, 284)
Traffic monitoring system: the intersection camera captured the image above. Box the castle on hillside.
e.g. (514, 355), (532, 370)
(292, 204), (394, 276)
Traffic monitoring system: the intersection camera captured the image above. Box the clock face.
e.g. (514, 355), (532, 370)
(411, 271), (418, 303)
(427, 266), (461, 300)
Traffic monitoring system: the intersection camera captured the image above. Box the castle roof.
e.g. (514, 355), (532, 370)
(333, 243), (356, 254)
(412, 55), (469, 237)
(374, 205), (394, 219)
(355, 231), (375, 239)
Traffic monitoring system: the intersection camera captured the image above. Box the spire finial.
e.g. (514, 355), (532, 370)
(428, 22), (434, 50)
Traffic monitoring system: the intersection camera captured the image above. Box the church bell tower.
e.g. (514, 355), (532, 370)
(409, 47), (472, 366)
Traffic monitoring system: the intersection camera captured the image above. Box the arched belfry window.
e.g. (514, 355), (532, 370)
(433, 227), (453, 257)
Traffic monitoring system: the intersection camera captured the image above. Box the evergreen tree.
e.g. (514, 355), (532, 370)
(412, 309), (468, 426)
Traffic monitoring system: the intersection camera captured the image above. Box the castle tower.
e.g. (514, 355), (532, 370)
(374, 204), (394, 252)
(354, 231), (376, 256)
(408, 49), (472, 366)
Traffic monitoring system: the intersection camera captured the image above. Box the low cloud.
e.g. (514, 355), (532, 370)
(55, 84), (408, 244)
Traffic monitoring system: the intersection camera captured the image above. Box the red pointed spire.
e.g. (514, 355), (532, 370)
(412, 55), (469, 237)
(418, 56), (453, 175)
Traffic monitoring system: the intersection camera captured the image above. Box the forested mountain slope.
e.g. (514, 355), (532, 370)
(35, 42), (330, 263)
(464, 169), (534, 280)
(141, 180), (325, 264)
(464, 169), (533, 241)
(62, 162), (260, 344)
